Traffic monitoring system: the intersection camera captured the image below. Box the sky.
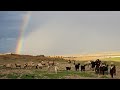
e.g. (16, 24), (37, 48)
(0, 11), (120, 56)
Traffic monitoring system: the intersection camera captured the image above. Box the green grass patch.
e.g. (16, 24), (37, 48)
(20, 74), (36, 79)
(7, 73), (19, 79)
(100, 75), (109, 78)
(40, 70), (97, 79)
(0, 74), (5, 78)
(103, 57), (120, 61)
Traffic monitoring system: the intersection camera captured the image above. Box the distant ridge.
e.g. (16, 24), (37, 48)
(1, 51), (120, 57)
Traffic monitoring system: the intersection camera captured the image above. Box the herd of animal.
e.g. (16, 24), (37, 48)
(3, 61), (55, 69)
(1, 59), (117, 78)
(66, 59), (116, 78)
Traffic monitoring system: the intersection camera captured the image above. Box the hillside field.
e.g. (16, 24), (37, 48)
(0, 54), (120, 79)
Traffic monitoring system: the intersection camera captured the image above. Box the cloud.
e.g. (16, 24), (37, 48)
(0, 11), (26, 39)
(0, 11), (27, 53)
(20, 12), (120, 55)
(1, 11), (120, 55)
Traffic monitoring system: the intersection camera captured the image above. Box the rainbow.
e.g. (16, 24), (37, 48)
(15, 11), (32, 54)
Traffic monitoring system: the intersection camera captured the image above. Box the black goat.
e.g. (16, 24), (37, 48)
(110, 65), (116, 78)
(75, 63), (80, 71)
(81, 65), (85, 71)
(66, 67), (71, 71)
(99, 64), (108, 75)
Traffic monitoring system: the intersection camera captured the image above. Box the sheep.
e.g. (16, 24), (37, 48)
(48, 61), (54, 66)
(41, 61), (46, 66)
(36, 63), (43, 69)
(4, 63), (13, 69)
(24, 62), (35, 69)
(15, 63), (21, 69)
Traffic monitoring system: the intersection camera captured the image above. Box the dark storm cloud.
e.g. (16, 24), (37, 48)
(0, 11), (26, 53)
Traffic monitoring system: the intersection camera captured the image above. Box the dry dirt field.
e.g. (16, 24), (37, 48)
(0, 54), (120, 79)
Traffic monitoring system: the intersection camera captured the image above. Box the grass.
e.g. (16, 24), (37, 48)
(0, 74), (5, 78)
(6, 73), (20, 79)
(103, 57), (120, 61)
(0, 68), (115, 79)
(20, 74), (36, 79)
(100, 75), (109, 78)
(31, 70), (97, 79)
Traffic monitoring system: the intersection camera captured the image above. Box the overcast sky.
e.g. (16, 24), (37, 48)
(0, 11), (120, 55)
